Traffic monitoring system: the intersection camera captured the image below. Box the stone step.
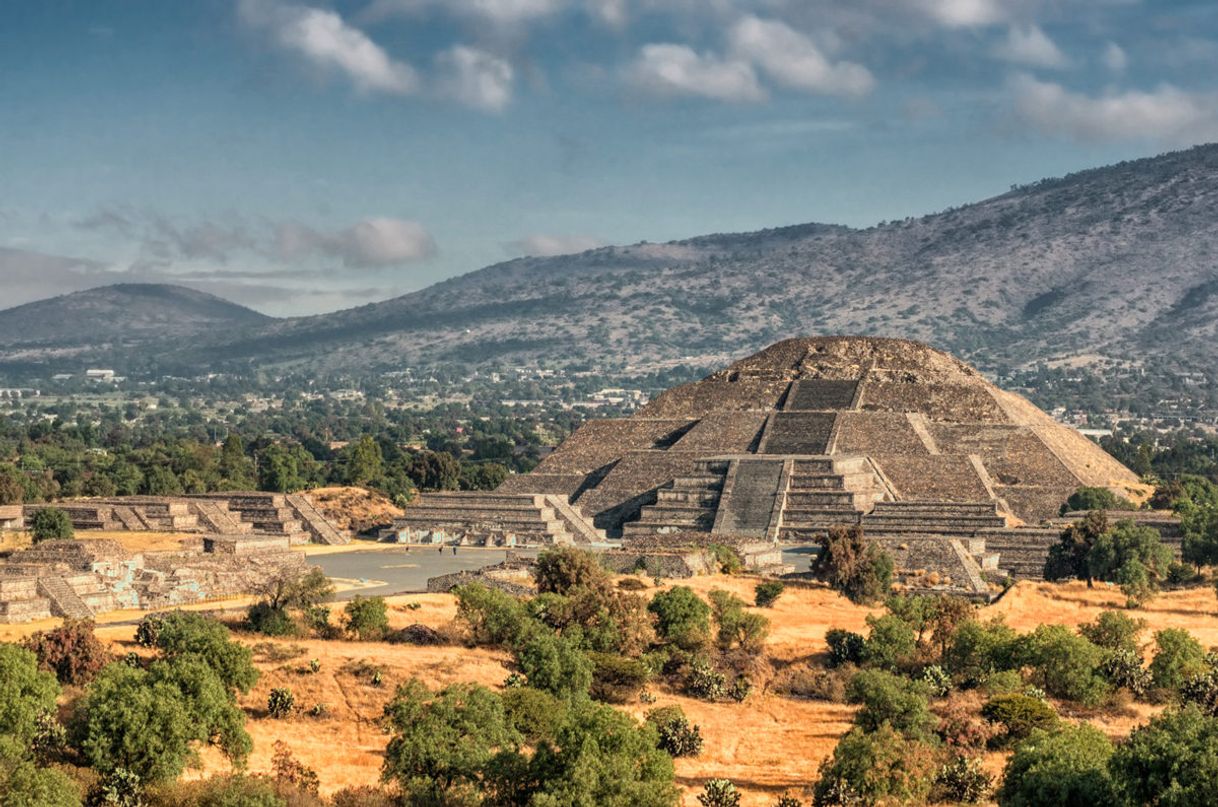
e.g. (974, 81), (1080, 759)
(787, 472), (880, 491)
(37, 576), (94, 619)
(657, 489), (720, 505)
(286, 494), (349, 545)
(670, 475), (726, 491)
(869, 501), (1000, 517)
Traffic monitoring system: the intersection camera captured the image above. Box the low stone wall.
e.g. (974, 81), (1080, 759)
(426, 566), (534, 595)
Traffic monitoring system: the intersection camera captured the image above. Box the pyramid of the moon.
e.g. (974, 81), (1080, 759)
(492, 337), (1140, 540)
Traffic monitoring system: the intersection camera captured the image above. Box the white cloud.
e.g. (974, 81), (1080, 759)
(362, 0), (566, 26)
(1012, 75), (1218, 144)
(729, 16), (874, 97)
(1103, 42), (1127, 73)
(993, 25), (1068, 69)
(436, 45), (514, 112)
(914, 0), (1009, 28)
(587, 0), (627, 27)
(505, 234), (607, 257)
(276, 218), (437, 266)
(627, 43), (764, 102)
(239, 0), (418, 95)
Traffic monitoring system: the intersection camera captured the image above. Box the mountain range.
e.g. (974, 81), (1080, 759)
(3, 143), (1218, 380)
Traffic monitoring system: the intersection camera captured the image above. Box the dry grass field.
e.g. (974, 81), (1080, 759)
(6, 575), (1218, 805)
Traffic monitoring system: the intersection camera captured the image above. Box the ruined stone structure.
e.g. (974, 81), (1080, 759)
(404, 337), (1145, 596)
(24, 492), (349, 546)
(0, 535), (306, 623)
(0, 505), (22, 531)
(385, 492), (605, 547)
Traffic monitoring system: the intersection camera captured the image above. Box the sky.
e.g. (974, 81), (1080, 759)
(2, 0), (1217, 317)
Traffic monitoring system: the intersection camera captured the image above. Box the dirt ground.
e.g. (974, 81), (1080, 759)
(8, 576), (1218, 805)
(305, 486), (404, 535)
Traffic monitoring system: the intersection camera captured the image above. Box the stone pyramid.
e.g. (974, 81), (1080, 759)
(499, 337), (1140, 539)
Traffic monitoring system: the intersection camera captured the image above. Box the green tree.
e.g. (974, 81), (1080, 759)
(845, 669), (934, 738)
(997, 725), (1117, 807)
(29, 507), (74, 542)
(0, 644), (61, 752)
(459, 462), (510, 492)
(1110, 705), (1218, 807)
(1063, 486), (1134, 514)
(754, 581), (785, 608)
(708, 589), (768, 653)
(648, 586), (711, 651)
(381, 679), (518, 804)
(1150, 628), (1208, 692)
(516, 631), (593, 699)
(816, 525), (893, 605)
(862, 614), (918, 672)
(1044, 510), (1107, 584)
(405, 450), (461, 492)
(1079, 610), (1146, 653)
(343, 595), (389, 641)
(812, 725), (940, 807)
(218, 434), (255, 489)
(0, 761), (81, 807)
(535, 546), (610, 596)
(1014, 624), (1110, 706)
(1086, 520), (1173, 606)
(148, 612), (258, 695)
(342, 436), (384, 487)
(142, 466), (182, 496)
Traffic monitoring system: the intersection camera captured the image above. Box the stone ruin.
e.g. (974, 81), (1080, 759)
(0, 534), (307, 623)
(23, 491), (349, 546)
(400, 337), (1151, 599)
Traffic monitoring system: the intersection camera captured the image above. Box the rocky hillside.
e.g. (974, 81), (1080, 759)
(188, 143), (1218, 377)
(5, 144), (1218, 379)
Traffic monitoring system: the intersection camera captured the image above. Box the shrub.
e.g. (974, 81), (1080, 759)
(862, 614), (917, 672)
(1087, 520), (1173, 606)
(454, 583), (532, 647)
(1180, 668), (1218, 715)
(647, 706), (704, 757)
(1079, 610), (1146, 653)
(534, 546), (610, 595)
(754, 580), (785, 608)
(1044, 510), (1108, 582)
(145, 611), (258, 695)
(935, 696), (1000, 751)
(30, 507), (74, 542)
(816, 525), (893, 605)
(618, 577), (649, 591)
(920, 665), (952, 698)
(0, 761), (81, 807)
(709, 589), (768, 652)
(267, 688), (295, 718)
(980, 669), (1024, 696)
(998, 725), (1116, 806)
(981, 693), (1058, 746)
(1150, 628), (1208, 692)
(934, 755), (991, 804)
(500, 686), (566, 745)
(686, 657), (727, 701)
(774, 664), (852, 702)
(516, 631), (593, 699)
(87, 766), (142, 807)
(330, 786), (397, 807)
(1063, 486), (1133, 514)
(708, 544), (744, 575)
(812, 724), (940, 806)
(134, 613), (164, 648)
(825, 629), (866, 668)
(271, 740), (319, 796)
(589, 652), (650, 703)
(1099, 647), (1152, 698)
(698, 779), (740, 807)
(845, 669), (934, 738)
(773, 795), (803, 807)
(343, 596), (389, 641)
(386, 624), (445, 646)
(1014, 624), (1109, 705)
(649, 586), (711, 651)
(24, 618), (112, 685)
(943, 618), (1019, 686)
(1109, 704), (1218, 806)
(0, 644), (61, 749)
(729, 676), (753, 703)
(245, 603), (296, 637)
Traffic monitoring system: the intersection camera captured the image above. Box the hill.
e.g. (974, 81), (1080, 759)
(187, 143), (1218, 377)
(5, 144), (1218, 382)
(0, 284), (272, 368)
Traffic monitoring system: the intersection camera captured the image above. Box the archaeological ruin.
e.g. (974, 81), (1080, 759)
(395, 337), (1151, 598)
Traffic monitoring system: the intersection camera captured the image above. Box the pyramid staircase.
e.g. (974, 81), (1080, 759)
(36, 576), (94, 619)
(861, 501), (1008, 537)
(623, 459), (730, 536)
(286, 494), (350, 545)
(190, 499), (253, 535)
(775, 456), (887, 540)
(390, 492), (580, 544)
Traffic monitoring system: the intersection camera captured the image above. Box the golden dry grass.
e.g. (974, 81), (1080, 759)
(8, 576), (1218, 805)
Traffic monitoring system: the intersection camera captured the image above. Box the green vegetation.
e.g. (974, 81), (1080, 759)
(1046, 513), (1174, 605)
(29, 507), (73, 542)
(815, 525), (894, 605)
(753, 580), (785, 608)
(343, 596), (389, 641)
(997, 725), (1116, 807)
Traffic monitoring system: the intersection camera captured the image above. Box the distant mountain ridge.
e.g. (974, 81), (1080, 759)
(3, 144), (1218, 378)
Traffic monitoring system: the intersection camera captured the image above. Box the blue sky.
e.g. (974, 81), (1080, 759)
(2, 0), (1217, 316)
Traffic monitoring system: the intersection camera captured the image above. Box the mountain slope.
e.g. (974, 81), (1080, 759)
(187, 144), (1218, 376)
(0, 284), (273, 350)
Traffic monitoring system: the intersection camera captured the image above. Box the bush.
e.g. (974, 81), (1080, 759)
(0, 761), (81, 807)
(698, 778), (740, 807)
(1087, 520), (1174, 606)
(589, 652), (651, 703)
(342, 596), (389, 641)
(516, 631), (593, 699)
(709, 589), (768, 652)
(29, 507), (74, 542)
(134, 613), (164, 648)
(646, 706), (703, 757)
(943, 618), (1019, 686)
(330, 786), (397, 807)
(816, 525), (893, 605)
(981, 693), (1058, 746)
(1180, 667), (1218, 715)
(686, 657), (727, 701)
(1109, 704), (1218, 806)
(920, 665), (952, 698)
(649, 586), (711, 651)
(24, 618), (112, 685)
(774, 664), (852, 702)
(812, 724), (940, 806)
(245, 603), (296, 637)
(935, 696), (1000, 751)
(618, 577), (649, 591)
(454, 583), (532, 647)
(934, 755), (991, 804)
(1079, 610), (1146, 653)
(1064, 486), (1134, 514)
(997, 725), (1116, 807)
(862, 614), (917, 672)
(502, 686), (567, 744)
(754, 580), (785, 608)
(845, 669), (934, 738)
(534, 546), (610, 595)
(267, 688), (295, 718)
(385, 624), (445, 646)
(146, 611), (258, 694)
(1014, 624), (1109, 706)
(1099, 647), (1152, 698)
(825, 629), (866, 668)
(1150, 628), (1208, 692)
(708, 544), (744, 575)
